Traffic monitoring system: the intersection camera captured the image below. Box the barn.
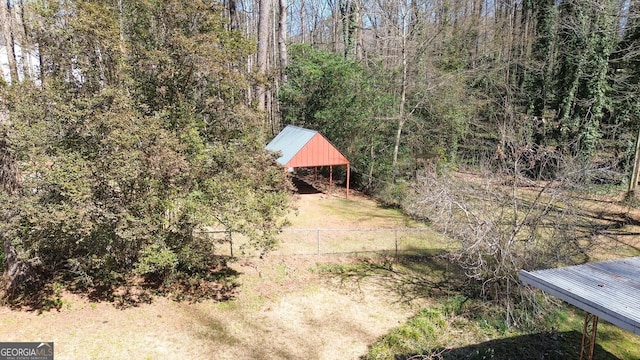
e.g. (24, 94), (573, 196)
(266, 125), (350, 198)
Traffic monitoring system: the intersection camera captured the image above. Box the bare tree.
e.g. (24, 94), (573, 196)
(278, 0), (288, 83)
(628, 128), (640, 198)
(227, 0), (240, 31)
(405, 153), (607, 328)
(271, 0), (289, 134)
(1, 0), (18, 83)
(392, 18), (408, 174)
(11, 0), (31, 82)
(340, 0), (359, 58)
(298, 0), (306, 43)
(256, 0), (272, 112)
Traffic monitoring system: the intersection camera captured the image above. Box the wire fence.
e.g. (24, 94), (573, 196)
(198, 228), (448, 258)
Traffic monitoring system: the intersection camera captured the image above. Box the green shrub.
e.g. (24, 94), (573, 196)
(377, 182), (409, 208)
(175, 238), (220, 276)
(134, 244), (178, 281)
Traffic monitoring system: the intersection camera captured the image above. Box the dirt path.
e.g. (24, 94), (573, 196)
(0, 192), (424, 360)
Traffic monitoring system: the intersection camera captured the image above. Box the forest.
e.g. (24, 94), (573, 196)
(0, 0), (639, 329)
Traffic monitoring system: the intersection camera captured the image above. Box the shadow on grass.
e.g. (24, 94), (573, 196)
(395, 330), (620, 360)
(330, 251), (634, 360)
(318, 249), (467, 305)
(2, 256), (241, 312)
(184, 304), (319, 359)
(513, 193), (640, 258)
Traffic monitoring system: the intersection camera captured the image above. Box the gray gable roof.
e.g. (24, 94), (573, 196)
(265, 125), (317, 166)
(519, 256), (640, 335)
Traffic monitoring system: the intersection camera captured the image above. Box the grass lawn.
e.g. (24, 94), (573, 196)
(351, 180), (640, 360)
(0, 190), (434, 360)
(349, 256), (640, 360)
(0, 180), (638, 359)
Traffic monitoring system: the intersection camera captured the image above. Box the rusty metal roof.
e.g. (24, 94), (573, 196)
(265, 125), (349, 168)
(519, 257), (640, 334)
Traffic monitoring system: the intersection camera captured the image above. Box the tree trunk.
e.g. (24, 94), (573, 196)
(392, 22), (408, 176)
(12, 0), (31, 82)
(340, 0), (356, 59)
(1, 0), (19, 83)
(355, 0), (363, 60)
(228, 0), (240, 31)
(274, 0), (288, 134)
(256, 0), (272, 112)
(278, 0), (288, 83)
(299, 0), (305, 44)
(331, 2), (339, 52)
(627, 127), (640, 198)
(2, 238), (31, 296)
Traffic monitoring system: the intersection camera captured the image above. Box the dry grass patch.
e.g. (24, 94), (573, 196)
(0, 254), (423, 359)
(0, 191), (433, 359)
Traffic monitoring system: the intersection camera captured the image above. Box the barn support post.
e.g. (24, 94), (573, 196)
(580, 312), (598, 360)
(346, 163), (350, 199)
(329, 165), (333, 194)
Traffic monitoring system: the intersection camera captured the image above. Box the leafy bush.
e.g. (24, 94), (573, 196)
(175, 238), (218, 276)
(133, 244), (178, 281)
(280, 44), (398, 189)
(377, 182), (410, 209)
(0, 0), (291, 303)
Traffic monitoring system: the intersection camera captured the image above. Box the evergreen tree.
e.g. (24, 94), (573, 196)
(1, 0), (290, 300)
(279, 44), (395, 189)
(555, 0), (617, 156)
(523, 0), (557, 119)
